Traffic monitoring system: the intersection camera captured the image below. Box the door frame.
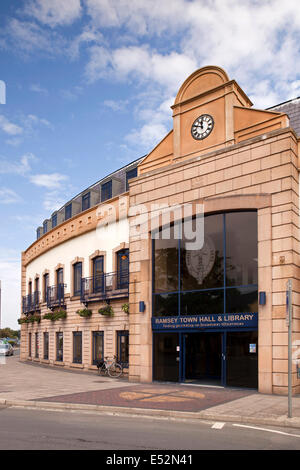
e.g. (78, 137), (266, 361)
(153, 328), (258, 387)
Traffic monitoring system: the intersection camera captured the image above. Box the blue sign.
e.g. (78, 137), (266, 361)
(152, 313), (258, 331)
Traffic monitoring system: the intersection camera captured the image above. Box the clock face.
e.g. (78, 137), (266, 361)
(191, 114), (214, 140)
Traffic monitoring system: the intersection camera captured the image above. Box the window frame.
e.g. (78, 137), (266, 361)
(117, 330), (129, 367)
(73, 331), (82, 364)
(126, 167), (137, 191)
(82, 192), (91, 211)
(73, 262), (82, 296)
(101, 180), (112, 202)
(65, 203), (72, 220)
(152, 211), (258, 318)
(56, 332), (63, 362)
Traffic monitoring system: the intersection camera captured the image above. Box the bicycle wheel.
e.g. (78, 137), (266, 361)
(108, 363), (123, 378)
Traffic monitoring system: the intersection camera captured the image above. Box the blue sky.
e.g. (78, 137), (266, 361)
(1, 0), (300, 329)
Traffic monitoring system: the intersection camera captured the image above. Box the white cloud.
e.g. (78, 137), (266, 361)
(103, 99), (129, 112)
(0, 115), (23, 136)
(0, 153), (35, 176)
(43, 190), (68, 212)
(30, 83), (48, 95)
(29, 173), (69, 189)
(0, 188), (21, 205)
(24, 0), (83, 28)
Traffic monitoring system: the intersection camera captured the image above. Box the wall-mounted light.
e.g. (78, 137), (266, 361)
(259, 291), (266, 305)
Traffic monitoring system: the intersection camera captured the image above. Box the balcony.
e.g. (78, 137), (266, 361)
(81, 271), (129, 305)
(22, 291), (40, 315)
(47, 284), (66, 310)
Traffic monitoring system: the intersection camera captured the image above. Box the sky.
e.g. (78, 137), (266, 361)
(1, 0), (300, 329)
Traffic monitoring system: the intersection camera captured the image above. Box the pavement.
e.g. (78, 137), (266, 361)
(1, 352), (300, 429)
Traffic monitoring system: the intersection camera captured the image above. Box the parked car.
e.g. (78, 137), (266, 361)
(0, 343), (14, 356)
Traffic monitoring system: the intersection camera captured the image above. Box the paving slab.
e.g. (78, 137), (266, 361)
(2, 354), (300, 429)
(34, 383), (253, 412)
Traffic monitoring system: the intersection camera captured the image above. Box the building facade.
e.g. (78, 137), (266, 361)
(20, 66), (300, 395)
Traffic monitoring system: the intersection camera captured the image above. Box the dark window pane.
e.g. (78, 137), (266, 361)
(52, 213), (57, 228)
(65, 203), (72, 220)
(43, 221), (47, 234)
(154, 226), (179, 293)
(57, 268), (63, 285)
(101, 181), (112, 202)
(117, 249), (129, 289)
(226, 212), (258, 286)
(153, 333), (179, 382)
(226, 331), (258, 388)
(117, 331), (129, 365)
(181, 214), (224, 291)
(43, 274), (49, 302)
(93, 256), (104, 293)
(126, 167), (137, 191)
(92, 331), (104, 365)
(153, 293), (178, 317)
(181, 289), (224, 316)
(82, 193), (90, 211)
(35, 332), (39, 358)
(56, 332), (63, 362)
(226, 286), (258, 313)
(74, 262), (82, 296)
(73, 332), (82, 364)
(44, 332), (49, 360)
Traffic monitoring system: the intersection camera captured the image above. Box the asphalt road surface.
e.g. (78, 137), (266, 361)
(0, 406), (300, 451)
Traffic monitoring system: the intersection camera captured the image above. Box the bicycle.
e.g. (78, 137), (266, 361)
(96, 356), (123, 378)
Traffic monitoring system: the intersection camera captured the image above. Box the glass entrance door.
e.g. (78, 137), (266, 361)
(226, 331), (258, 388)
(184, 332), (222, 386)
(153, 333), (179, 382)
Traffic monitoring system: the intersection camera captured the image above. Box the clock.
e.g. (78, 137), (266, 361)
(191, 114), (214, 140)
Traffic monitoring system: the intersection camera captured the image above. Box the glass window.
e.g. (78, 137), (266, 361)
(101, 181), (112, 202)
(56, 332), (63, 362)
(117, 249), (129, 289)
(73, 262), (82, 296)
(73, 332), (82, 364)
(36, 228), (41, 240)
(35, 332), (39, 358)
(92, 331), (104, 365)
(153, 225), (179, 293)
(226, 285), (258, 313)
(44, 332), (49, 360)
(153, 293), (178, 317)
(93, 256), (104, 293)
(226, 212), (258, 286)
(153, 333), (179, 382)
(52, 213), (57, 228)
(152, 211), (258, 318)
(43, 273), (49, 302)
(181, 214), (224, 291)
(57, 268), (63, 285)
(65, 203), (72, 220)
(181, 289), (224, 316)
(117, 331), (129, 366)
(43, 221), (48, 234)
(82, 192), (90, 211)
(28, 333), (32, 357)
(226, 331), (258, 388)
(126, 167), (137, 191)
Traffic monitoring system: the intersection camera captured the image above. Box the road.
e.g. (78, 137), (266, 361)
(0, 406), (300, 451)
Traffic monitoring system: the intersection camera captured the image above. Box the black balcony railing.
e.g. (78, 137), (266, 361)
(22, 291), (40, 314)
(81, 271), (129, 305)
(47, 284), (66, 310)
